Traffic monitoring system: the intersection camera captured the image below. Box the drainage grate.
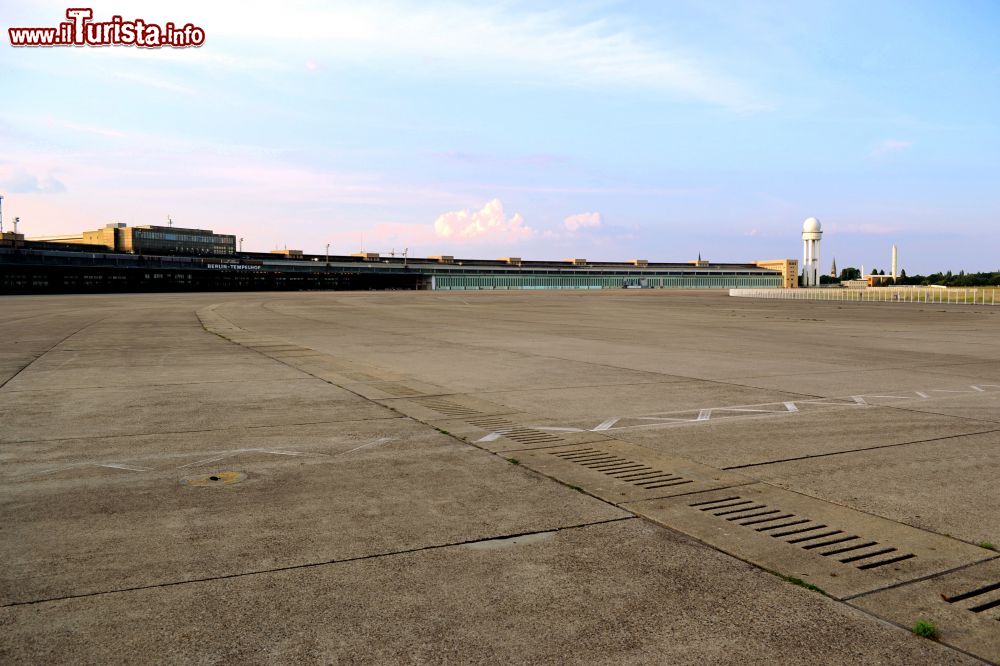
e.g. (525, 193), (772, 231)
(515, 442), (749, 504)
(551, 447), (692, 490)
(628, 484), (988, 599)
(466, 416), (562, 444)
(688, 495), (915, 571)
(411, 396), (483, 418)
(945, 581), (1000, 619)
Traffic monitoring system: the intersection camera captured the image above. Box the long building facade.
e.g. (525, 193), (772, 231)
(2, 225), (793, 294)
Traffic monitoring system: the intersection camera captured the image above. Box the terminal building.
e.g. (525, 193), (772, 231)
(2, 222), (797, 294)
(30, 223), (236, 256)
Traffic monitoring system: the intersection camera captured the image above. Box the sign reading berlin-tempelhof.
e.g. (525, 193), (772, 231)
(8, 8), (205, 48)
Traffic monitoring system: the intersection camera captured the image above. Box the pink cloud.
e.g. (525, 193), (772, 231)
(563, 211), (601, 232)
(433, 198), (533, 242)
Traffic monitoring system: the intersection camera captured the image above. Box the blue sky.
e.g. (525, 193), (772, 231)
(2, 0), (998, 272)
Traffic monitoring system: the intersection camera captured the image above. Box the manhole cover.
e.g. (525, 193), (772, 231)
(183, 471), (246, 487)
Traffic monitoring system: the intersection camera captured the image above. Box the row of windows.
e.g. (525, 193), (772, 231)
(432, 275), (782, 290)
(136, 231), (233, 245)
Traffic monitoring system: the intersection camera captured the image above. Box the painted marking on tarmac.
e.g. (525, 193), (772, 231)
(338, 437), (396, 456)
(476, 430), (509, 443)
(35, 462), (152, 475)
(528, 383), (1000, 435)
(98, 463), (152, 472)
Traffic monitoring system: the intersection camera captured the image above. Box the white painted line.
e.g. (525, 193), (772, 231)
(971, 385), (985, 392)
(696, 409), (712, 421)
(915, 391), (929, 398)
(533, 426), (586, 432)
(98, 464), (150, 472)
(851, 395), (868, 405)
(713, 408), (784, 414)
(339, 437), (395, 456)
(783, 401), (799, 412)
(592, 418), (620, 432)
(476, 432), (505, 443)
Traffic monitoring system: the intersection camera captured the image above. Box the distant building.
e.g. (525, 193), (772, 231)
(30, 223), (235, 256)
(755, 259), (799, 289)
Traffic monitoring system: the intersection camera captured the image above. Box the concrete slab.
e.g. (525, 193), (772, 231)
(2, 348), (304, 391)
(602, 405), (995, 469)
(743, 430), (1000, 546)
(0, 419), (626, 604)
(4, 290), (999, 662)
(851, 558), (1000, 664)
(0, 378), (393, 443)
(0, 520), (975, 664)
(891, 390), (1000, 424)
(478, 380), (805, 422)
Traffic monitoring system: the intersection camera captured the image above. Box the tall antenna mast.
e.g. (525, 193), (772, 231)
(0, 195), (4, 233)
(167, 215), (173, 227)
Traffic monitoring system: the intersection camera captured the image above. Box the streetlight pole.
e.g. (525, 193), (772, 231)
(239, 237), (244, 253)
(326, 243), (330, 266)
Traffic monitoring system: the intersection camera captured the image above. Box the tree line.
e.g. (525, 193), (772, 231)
(819, 268), (1000, 287)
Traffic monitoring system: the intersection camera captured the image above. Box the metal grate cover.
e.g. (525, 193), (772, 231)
(688, 495), (914, 571)
(628, 484), (990, 599)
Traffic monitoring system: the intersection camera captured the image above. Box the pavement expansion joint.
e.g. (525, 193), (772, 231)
(721, 427), (1000, 470)
(1, 517), (636, 609)
(849, 557), (1000, 664)
(626, 484), (991, 600)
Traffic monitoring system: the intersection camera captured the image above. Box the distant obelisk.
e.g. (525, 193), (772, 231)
(891, 245), (898, 280)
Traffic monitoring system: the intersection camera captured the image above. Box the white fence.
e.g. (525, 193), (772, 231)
(730, 287), (998, 306)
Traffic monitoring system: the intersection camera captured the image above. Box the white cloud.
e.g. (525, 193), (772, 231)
(869, 139), (913, 158)
(433, 199), (533, 242)
(108, 1), (765, 109)
(564, 211), (602, 232)
(0, 165), (66, 193)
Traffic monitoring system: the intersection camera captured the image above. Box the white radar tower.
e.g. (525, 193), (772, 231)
(801, 217), (823, 286)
